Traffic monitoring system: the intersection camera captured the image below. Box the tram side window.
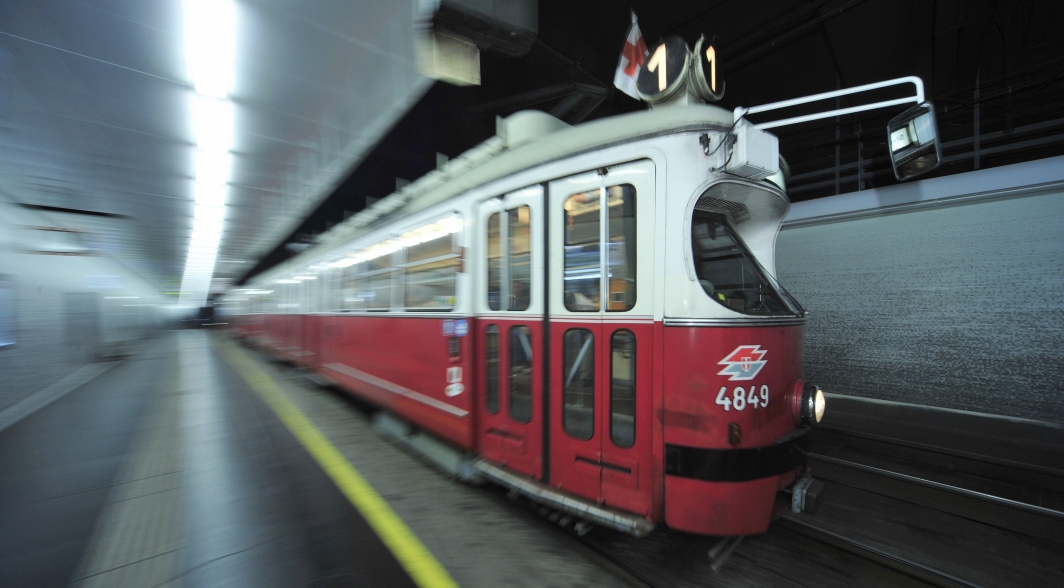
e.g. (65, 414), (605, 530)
(342, 263), (366, 311)
(607, 185), (636, 311)
(563, 191), (601, 311)
(404, 232), (458, 310)
(691, 211), (791, 316)
(366, 254), (394, 311)
(485, 325), (500, 414)
(509, 206), (531, 311)
(329, 269), (343, 312)
(317, 271), (329, 312)
(486, 207), (531, 312)
(284, 282), (295, 313)
(562, 329), (595, 440)
(563, 185), (636, 312)
(487, 213), (502, 310)
(509, 326), (533, 423)
(304, 275), (315, 313)
(610, 330), (636, 448)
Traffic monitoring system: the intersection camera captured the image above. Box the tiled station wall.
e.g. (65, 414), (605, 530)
(0, 202), (164, 413)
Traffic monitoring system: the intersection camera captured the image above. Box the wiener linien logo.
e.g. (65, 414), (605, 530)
(717, 345), (767, 381)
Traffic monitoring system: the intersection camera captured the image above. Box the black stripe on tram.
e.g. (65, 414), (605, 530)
(540, 181), (551, 485)
(664, 430), (809, 482)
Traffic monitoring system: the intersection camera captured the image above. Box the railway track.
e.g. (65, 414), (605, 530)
(564, 513), (990, 588)
(501, 424), (1064, 587)
(806, 426), (1064, 544)
(497, 482), (993, 588)
(776, 515), (985, 588)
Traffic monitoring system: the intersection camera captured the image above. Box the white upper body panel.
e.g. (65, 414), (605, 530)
(226, 106), (799, 324)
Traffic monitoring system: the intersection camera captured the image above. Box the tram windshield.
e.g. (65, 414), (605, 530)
(691, 211), (802, 316)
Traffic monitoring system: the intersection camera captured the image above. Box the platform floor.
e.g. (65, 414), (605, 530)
(0, 330), (631, 587)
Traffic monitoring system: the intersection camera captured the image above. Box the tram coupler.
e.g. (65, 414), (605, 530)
(790, 476), (825, 514)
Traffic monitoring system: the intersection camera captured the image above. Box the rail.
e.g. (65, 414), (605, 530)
(808, 452), (1064, 521)
(777, 516), (985, 588)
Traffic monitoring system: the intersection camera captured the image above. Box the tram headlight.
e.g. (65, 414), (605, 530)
(796, 382), (825, 427)
(814, 388), (826, 423)
(803, 383), (825, 426)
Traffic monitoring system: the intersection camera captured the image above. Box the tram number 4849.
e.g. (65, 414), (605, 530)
(715, 385), (769, 411)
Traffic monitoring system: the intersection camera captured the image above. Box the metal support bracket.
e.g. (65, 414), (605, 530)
(735, 76), (926, 130)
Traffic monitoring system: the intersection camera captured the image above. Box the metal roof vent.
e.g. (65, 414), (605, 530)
(695, 196), (752, 225)
(497, 110), (570, 150)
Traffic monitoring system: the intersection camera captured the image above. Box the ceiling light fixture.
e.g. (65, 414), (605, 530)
(192, 96), (234, 152)
(183, 0), (236, 99)
(178, 0), (237, 310)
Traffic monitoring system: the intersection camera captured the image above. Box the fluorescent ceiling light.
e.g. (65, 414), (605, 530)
(184, 0), (236, 99)
(195, 150), (231, 185)
(190, 228), (222, 243)
(194, 203), (225, 223)
(192, 96), (233, 152)
(181, 0), (236, 311)
(194, 182), (227, 207)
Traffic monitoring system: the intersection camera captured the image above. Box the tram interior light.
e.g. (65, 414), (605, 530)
(888, 102), (941, 181)
(325, 216), (462, 269)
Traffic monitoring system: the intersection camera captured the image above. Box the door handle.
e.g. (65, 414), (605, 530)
(573, 454), (602, 467)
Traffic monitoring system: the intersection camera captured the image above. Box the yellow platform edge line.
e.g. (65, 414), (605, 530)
(216, 339), (460, 588)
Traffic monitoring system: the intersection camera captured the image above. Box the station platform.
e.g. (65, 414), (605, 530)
(0, 330), (632, 588)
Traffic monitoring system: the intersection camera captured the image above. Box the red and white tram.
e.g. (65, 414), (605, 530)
(221, 48), (937, 535)
(221, 101), (826, 536)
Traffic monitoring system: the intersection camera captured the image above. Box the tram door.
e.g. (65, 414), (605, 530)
(476, 186), (545, 479)
(548, 162), (655, 516)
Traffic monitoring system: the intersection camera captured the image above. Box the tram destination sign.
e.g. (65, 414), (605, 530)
(636, 35), (725, 104)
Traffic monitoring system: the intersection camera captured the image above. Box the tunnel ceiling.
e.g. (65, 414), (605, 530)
(0, 0), (431, 294)
(246, 0), (1064, 284)
(1, 1), (1061, 292)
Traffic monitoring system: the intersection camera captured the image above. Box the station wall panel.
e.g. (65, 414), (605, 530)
(777, 167), (1064, 423)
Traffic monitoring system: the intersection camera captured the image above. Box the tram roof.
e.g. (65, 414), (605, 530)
(303, 103), (734, 261)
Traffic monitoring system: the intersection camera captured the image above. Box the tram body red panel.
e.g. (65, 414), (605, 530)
(662, 325), (802, 447)
(245, 314), (266, 341)
(664, 475), (779, 535)
(301, 314), (325, 369)
(262, 313), (287, 353)
(548, 320), (659, 518)
(260, 313), (277, 346)
(264, 312), (302, 361)
(474, 317), (543, 479)
(661, 324), (804, 535)
(316, 315), (475, 450)
(231, 315), (254, 339)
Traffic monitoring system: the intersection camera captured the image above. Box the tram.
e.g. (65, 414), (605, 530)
(220, 38), (937, 537)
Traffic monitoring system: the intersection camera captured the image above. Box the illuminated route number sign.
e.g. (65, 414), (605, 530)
(637, 35), (724, 104)
(636, 36), (690, 102)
